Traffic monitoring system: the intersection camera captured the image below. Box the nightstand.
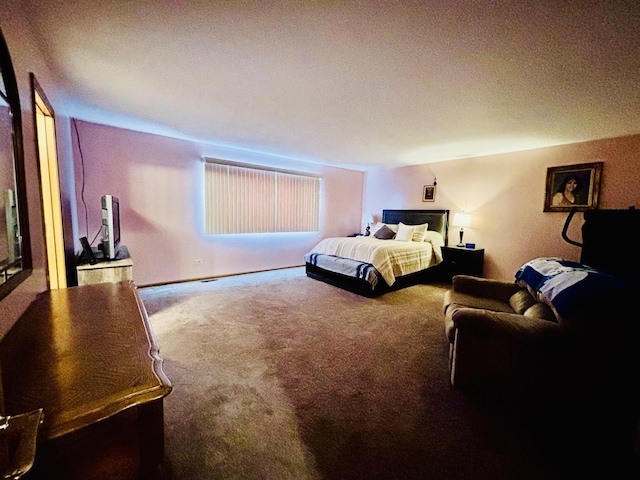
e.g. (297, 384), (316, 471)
(440, 245), (484, 281)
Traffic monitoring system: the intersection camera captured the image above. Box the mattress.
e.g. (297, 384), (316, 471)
(305, 234), (443, 286)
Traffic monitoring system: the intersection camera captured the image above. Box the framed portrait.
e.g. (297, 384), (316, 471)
(422, 184), (436, 202)
(544, 162), (603, 212)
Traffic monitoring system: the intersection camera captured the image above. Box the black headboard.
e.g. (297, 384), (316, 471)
(381, 209), (449, 246)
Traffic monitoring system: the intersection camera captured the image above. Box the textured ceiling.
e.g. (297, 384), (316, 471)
(19, 0), (640, 170)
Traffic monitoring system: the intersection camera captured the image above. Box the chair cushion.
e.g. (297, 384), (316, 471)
(508, 289), (537, 314)
(523, 302), (558, 323)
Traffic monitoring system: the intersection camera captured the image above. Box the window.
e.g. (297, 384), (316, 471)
(204, 159), (320, 234)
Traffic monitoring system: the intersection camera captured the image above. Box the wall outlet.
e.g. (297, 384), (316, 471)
(194, 259), (203, 265)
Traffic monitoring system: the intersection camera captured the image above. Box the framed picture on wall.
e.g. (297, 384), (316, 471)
(423, 184), (436, 202)
(544, 162), (603, 212)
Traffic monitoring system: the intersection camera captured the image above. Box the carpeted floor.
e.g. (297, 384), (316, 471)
(138, 267), (632, 479)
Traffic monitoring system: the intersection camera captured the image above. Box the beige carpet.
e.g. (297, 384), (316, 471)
(138, 267), (621, 479)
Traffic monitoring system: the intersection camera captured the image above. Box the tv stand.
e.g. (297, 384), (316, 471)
(76, 245), (133, 286)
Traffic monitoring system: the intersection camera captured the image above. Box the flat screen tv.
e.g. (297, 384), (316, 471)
(101, 194), (121, 260)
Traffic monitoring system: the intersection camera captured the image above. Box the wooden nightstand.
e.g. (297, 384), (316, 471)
(441, 245), (484, 281)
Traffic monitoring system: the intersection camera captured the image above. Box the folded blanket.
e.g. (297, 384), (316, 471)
(515, 257), (629, 320)
(305, 253), (380, 290)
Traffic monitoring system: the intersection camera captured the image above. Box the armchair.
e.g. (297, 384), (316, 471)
(443, 275), (566, 398)
(443, 260), (640, 470)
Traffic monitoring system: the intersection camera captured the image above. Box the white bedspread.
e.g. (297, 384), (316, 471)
(308, 236), (443, 286)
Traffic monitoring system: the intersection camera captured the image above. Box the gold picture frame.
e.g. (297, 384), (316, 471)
(544, 162), (603, 212)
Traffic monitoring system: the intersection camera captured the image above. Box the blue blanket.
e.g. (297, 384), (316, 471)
(515, 257), (629, 319)
(305, 253), (381, 289)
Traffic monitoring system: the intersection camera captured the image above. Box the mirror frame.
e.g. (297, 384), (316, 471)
(0, 27), (32, 302)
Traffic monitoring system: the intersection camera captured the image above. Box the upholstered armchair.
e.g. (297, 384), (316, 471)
(443, 275), (567, 398)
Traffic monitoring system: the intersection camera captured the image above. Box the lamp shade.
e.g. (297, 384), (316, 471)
(362, 213), (374, 224)
(452, 212), (471, 228)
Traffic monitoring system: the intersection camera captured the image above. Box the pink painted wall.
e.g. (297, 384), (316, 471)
(72, 121), (364, 286)
(364, 134), (640, 281)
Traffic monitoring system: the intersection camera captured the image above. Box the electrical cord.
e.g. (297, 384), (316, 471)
(72, 119), (90, 240)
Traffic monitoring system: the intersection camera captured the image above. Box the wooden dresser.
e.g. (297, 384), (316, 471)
(0, 282), (172, 479)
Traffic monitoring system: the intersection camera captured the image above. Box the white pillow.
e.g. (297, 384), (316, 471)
(395, 222), (415, 242)
(411, 223), (429, 242)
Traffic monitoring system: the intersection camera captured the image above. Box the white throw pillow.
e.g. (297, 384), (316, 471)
(395, 222), (415, 242)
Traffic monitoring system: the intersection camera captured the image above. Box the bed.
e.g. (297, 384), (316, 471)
(305, 209), (449, 296)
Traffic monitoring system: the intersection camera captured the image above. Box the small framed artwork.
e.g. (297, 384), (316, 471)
(544, 161), (603, 212)
(423, 184), (436, 202)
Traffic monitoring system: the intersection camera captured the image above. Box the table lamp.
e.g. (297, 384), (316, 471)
(362, 213), (374, 235)
(452, 212), (471, 247)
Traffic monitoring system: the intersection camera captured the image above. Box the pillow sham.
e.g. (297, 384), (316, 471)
(373, 224), (396, 240)
(411, 223), (429, 242)
(395, 223), (415, 242)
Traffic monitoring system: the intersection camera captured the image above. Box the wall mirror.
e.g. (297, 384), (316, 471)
(0, 28), (31, 302)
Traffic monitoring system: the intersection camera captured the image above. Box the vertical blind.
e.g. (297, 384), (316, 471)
(204, 160), (320, 234)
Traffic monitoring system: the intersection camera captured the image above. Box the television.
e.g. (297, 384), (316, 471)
(101, 194), (121, 260)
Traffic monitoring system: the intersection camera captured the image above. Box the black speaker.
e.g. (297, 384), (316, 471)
(79, 236), (98, 265)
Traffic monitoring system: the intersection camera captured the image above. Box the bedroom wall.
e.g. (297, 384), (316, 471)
(4, 4), (639, 301)
(72, 120), (365, 286)
(0, 6), (78, 335)
(364, 134), (640, 281)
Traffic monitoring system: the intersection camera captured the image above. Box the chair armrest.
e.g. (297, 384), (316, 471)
(451, 275), (522, 302)
(451, 307), (565, 343)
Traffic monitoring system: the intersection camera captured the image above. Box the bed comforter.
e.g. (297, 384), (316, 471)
(305, 236), (443, 286)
